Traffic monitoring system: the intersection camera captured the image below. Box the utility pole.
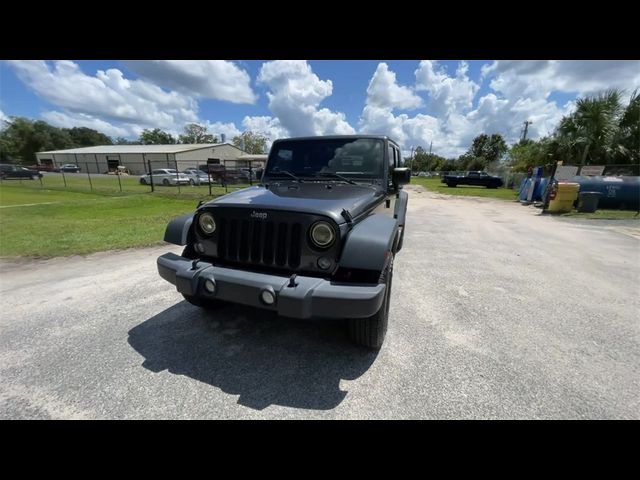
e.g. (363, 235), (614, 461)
(429, 140), (433, 155)
(410, 146), (415, 173)
(521, 120), (533, 141)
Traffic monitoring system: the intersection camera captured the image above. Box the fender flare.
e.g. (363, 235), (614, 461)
(338, 214), (399, 272)
(163, 214), (194, 246)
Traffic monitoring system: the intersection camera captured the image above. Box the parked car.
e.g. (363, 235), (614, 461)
(197, 164), (241, 184)
(238, 167), (262, 182)
(139, 169), (190, 186)
(157, 135), (411, 349)
(442, 171), (503, 188)
(26, 164), (56, 173)
(182, 168), (211, 185)
(60, 164), (81, 173)
(0, 164), (43, 180)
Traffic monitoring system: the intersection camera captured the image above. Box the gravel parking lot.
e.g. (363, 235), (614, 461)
(1, 185), (638, 419)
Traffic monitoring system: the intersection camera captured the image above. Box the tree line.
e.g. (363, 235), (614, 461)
(0, 119), (268, 163)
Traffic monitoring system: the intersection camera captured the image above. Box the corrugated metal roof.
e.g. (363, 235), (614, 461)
(38, 143), (233, 155)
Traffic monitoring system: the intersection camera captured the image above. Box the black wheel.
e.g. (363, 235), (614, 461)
(447, 182), (457, 188)
(162, 178), (170, 186)
(190, 179), (196, 186)
(348, 255), (394, 349)
(180, 246), (225, 309)
(140, 178), (147, 185)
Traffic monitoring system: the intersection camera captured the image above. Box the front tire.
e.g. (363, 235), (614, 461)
(140, 178), (147, 185)
(348, 255), (393, 349)
(162, 178), (170, 186)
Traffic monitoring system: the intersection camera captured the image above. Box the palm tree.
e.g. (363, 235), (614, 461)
(572, 89), (623, 164)
(555, 115), (585, 164)
(616, 89), (640, 163)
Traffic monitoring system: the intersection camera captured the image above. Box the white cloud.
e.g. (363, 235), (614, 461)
(483, 60), (640, 100)
(41, 110), (133, 138)
(415, 60), (479, 116)
(256, 60), (355, 137)
(202, 120), (242, 142)
(358, 61), (614, 159)
(358, 104), (468, 158)
(6, 60), (199, 132)
(465, 93), (568, 142)
(359, 61), (480, 158)
(0, 109), (8, 128)
(124, 60), (257, 104)
(365, 63), (422, 109)
(241, 116), (289, 149)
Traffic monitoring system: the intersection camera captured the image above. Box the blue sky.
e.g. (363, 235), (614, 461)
(1, 60), (638, 157)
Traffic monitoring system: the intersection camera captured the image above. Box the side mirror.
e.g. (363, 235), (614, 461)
(392, 167), (411, 187)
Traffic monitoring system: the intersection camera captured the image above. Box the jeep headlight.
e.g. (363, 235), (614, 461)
(310, 221), (335, 248)
(198, 212), (216, 235)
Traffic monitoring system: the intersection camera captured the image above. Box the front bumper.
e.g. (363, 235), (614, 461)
(157, 252), (385, 319)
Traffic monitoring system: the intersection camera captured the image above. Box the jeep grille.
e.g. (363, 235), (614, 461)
(217, 217), (302, 269)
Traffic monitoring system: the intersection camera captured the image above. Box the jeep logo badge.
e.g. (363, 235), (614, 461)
(250, 210), (268, 220)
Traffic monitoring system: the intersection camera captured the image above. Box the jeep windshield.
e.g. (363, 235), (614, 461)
(264, 138), (384, 182)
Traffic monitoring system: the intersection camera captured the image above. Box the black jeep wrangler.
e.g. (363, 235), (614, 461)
(157, 135), (410, 349)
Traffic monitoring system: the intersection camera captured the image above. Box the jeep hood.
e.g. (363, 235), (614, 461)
(203, 182), (384, 224)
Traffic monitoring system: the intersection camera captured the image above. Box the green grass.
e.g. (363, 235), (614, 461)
(559, 209), (640, 220)
(0, 185), (220, 257)
(0, 186), (108, 206)
(411, 177), (520, 201)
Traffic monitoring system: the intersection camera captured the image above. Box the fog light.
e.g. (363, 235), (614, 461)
(317, 256), (332, 270)
(260, 288), (276, 305)
(195, 242), (205, 254)
(204, 279), (216, 294)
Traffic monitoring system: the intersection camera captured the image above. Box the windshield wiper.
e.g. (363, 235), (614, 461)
(316, 171), (357, 185)
(268, 170), (303, 182)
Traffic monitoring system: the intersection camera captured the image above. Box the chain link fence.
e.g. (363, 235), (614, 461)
(0, 159), (264, 197)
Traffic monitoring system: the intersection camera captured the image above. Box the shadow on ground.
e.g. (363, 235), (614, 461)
(128, 301), (379, 411)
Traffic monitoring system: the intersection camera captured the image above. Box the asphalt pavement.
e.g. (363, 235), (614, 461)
(1, 184), (638, 419)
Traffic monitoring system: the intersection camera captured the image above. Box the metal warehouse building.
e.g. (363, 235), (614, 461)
(35, 143), (254, 175)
